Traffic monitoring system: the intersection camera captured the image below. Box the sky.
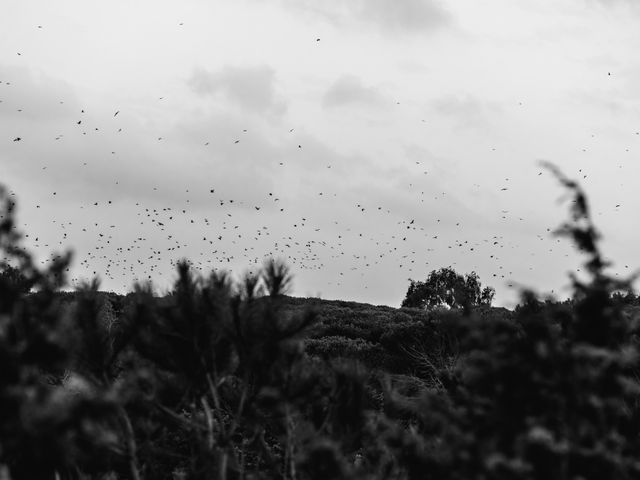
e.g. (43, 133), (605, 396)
(1, 0), (640, 308)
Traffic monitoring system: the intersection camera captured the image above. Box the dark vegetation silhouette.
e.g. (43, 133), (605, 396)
(401, 267), (495, 310)
(0, 263), (32, 295)
(0, 164), (639, 479)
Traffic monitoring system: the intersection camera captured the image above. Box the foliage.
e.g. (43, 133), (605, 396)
(402, 267), (495, 309)
(0, 187), (386, 479)
(0, 186), (119, 479)
(2, 164), (640, 480)
(382, 164), (640, 479)
(0, 264), (32, 295)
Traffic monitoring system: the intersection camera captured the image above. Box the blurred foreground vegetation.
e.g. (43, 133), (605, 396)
(1, 167), (640, 479)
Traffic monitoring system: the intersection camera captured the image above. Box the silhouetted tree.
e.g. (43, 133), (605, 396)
(0, 264), (32, 295)
(401, 268), (495, 309)
(386, 164), (640, 480)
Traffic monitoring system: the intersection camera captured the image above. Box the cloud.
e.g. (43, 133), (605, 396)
(430, 94), (502, 130)
(403, 144), (456, 179)
(0, 64), (80, 122)
(282, 0), (452, 35)
(565, 88), (634, 116)
(586, 0), (640, 10)
(322, 75), (387, 108)
(187, 65), (286, 116)
(359, 0), (452, 33)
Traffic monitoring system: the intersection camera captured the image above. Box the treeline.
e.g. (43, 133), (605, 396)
(1, 165), (640, 480)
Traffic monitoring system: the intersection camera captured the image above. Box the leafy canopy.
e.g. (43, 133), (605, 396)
(402, 267), (495, 309)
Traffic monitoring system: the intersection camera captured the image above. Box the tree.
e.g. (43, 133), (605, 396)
(388, 164), (640, 480)
(401, 267), (495, 309)
(0, 263), (32, 294)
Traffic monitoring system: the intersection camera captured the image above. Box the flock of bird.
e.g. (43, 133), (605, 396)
(1, 24), (635, 303)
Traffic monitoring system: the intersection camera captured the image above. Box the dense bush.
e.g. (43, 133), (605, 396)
(1, 163), (640, 479)
(377, 164), (640, 479)
(0, 186), (388, 479)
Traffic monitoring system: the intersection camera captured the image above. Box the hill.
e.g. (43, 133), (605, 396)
(49, 289), (515, 380)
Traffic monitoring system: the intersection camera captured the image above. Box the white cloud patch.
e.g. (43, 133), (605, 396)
(282, 0), (452, 35)
(322, 75), (387, 108)
(187, 65), (286, 116)
(0, 65), (80, 123)
(431, 94), (502, 130)
(360, 0), (452, 33)
(586, 0), (640, 10)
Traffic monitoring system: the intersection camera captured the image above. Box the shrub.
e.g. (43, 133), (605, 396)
(381, 164), (640, 479)
(2, 164), (640, 480)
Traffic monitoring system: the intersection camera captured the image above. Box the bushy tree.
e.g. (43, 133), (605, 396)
(0, 186), (124, 480)
(384, 164), (640, 479)
(401, 267), (495, 309)
(0, 264), (32, 295)
(0, 185), (388, 479)
(4, 164), (640, 480)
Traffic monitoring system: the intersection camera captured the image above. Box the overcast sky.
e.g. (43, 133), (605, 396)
(2, 0), (640, 307)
